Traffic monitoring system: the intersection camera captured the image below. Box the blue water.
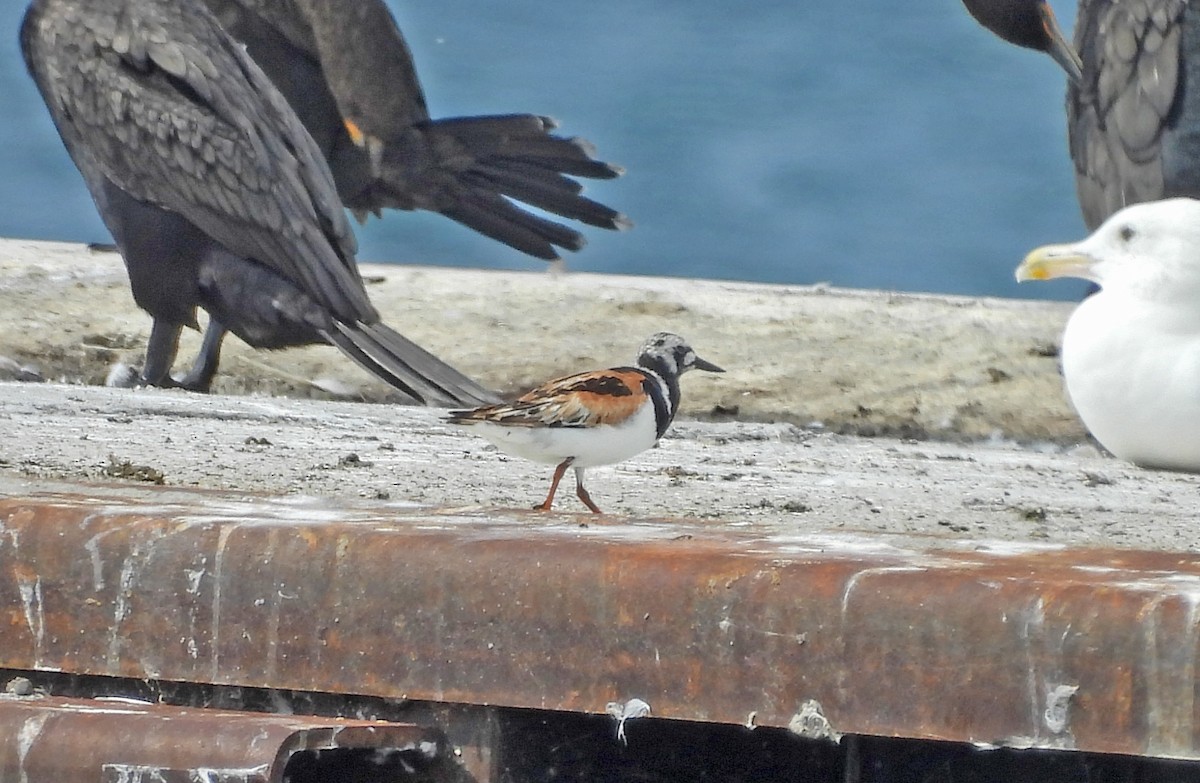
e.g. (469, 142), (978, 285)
(0, 0), (1092, 300)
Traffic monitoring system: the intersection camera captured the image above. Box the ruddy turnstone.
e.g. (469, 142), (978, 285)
(448, 333), (723, 512)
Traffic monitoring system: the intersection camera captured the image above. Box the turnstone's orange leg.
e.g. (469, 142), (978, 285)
(536, 458), (574, 511)
(574, 467), (602, 514)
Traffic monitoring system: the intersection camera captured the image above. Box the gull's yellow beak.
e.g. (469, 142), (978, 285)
(1016, 243), (1100, 284)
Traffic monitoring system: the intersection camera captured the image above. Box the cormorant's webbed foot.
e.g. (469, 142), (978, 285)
(127, 319), (223, 393)
(139, 320), (184, 388)
(171, 321), (227, 392)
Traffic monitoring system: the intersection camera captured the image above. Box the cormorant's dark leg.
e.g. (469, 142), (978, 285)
(573, 466), (602, 514)
(140, 320), (183, 387)
(536, 457), (574, 511)
(174, 320), (228, 392)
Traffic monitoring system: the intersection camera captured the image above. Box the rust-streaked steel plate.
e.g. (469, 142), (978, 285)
(2, 483), (1200, 758)
(0, 693), (438, 783)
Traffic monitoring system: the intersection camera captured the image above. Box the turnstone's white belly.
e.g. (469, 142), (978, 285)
(468, 403), (659, 468)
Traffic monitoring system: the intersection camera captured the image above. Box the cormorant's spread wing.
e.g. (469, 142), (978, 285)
(207, 0), (317, 61)
(199, 0), (627, 262)
(21, 0), (374, 324)
(292, 0), (431, 136)
(212, 0), (431, 136)
(1070, 0), (1186, 229)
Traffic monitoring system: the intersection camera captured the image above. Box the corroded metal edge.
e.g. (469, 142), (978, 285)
(0, 693), (438, 783)
(2, 482), (1200, 759)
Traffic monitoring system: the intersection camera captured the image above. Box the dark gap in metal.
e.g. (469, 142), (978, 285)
(495, 706), (843, 782)
(282, 748), (455, 783)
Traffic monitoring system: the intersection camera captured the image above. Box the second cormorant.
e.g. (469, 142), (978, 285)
(204, 0), (629, 261)
(962, 0), (1200, 231)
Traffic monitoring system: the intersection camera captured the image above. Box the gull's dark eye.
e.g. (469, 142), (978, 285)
(1119, 225), (1136, 242)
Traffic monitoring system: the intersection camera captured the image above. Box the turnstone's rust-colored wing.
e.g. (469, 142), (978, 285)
(451, 369), (650, 429)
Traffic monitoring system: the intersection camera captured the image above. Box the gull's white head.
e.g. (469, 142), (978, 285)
(1017, 197), (1200, 304)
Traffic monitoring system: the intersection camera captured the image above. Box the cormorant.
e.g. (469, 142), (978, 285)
(21, 0), (497, 405)
(960, 0), (1083, 83)
(961, 0), (1199, 231)
(202, 0), (629, 260)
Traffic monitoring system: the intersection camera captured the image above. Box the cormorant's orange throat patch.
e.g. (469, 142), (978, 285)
(344, 118), (366, 147)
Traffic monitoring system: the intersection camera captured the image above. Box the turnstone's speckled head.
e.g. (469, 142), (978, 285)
(636, 332), (724, 378)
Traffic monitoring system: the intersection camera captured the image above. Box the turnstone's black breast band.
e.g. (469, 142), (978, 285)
(640, 372), (673, 439)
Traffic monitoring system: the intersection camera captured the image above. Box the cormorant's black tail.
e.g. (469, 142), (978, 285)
(324, 321), (500, 407)
(371, 114), (631, 261)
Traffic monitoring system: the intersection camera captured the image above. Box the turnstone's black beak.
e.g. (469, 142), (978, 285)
(693, 356), (724, 373)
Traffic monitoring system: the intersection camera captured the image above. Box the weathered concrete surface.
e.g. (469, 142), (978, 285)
(1, 382), (1198, 550)
(0, 237), (1080, 442)
(0, 236), (1196, 544)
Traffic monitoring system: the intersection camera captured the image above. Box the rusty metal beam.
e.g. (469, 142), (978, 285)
(3, 482), (1200, 759)
(0, 693), (442, 783)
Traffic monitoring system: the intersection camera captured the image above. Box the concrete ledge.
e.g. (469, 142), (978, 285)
(1, 382), (1196, 548)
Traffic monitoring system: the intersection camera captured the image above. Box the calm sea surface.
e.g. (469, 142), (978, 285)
(0, 0), (1092, 300)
